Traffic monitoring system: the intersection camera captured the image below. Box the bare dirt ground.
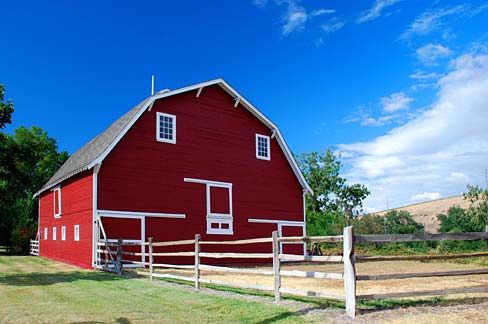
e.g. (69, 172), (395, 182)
(152, 259), (488, 323)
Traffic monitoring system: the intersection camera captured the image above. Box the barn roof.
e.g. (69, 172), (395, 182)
(36, 79), (312, 196)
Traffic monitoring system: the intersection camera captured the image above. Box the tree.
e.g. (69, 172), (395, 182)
(297, 150), (370, 235)
(0, 85), (14, 129)
(464, 185), (488, 227)
(384, 210), (424, 234)
(437, 206), (484, 234)
(0, 85), (68, 253)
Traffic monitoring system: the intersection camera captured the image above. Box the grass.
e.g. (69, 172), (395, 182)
(0, 256), (317, 324)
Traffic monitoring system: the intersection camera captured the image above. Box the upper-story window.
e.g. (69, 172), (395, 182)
(156, 112), (176, 144)
(53, 186), (62, 218)
(256, 134), (270, 161)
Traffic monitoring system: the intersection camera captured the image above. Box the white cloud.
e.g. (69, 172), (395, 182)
(416, 43), (452, 65)
(380, 92), (414, 113)
(321, 18), (346, 34)
(310, 9), (335, 17)
(357, 0), (403, 24)
(282, 2), (308, 35)
(409, 70), (441, 80)
(401, 5), (466, 40)
(410, 192), (442, 202)
(339, 51), (488, 211)
(253, 0), (268, 8)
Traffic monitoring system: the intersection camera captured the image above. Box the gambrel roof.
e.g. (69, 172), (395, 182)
(36, 79), (312, 196)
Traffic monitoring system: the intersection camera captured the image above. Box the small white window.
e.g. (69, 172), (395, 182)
(256, 134), (270, 160)
(53, 227), (57, 240)
(156, 112), (176, 144)
(74, 225), (80, 241)
(44, 228), (48, 240)
(61, 226), (66, 241)
(53, 186), (62, 218)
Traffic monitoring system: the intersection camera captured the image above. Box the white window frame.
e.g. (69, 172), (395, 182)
(53, 186), (62, 218)
(256, 134), (271, 161)
(156, 112), (176, 144)
(61, 226), (66, 241)
(53, 227), (57, 240)
(74, 225), (80, 241)
(184, 178), (233, 235)
(44, 227), (48, 240)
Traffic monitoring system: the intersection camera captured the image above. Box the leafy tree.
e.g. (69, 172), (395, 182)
(384, 210), (424, 234)
(354, 214), (385, 234)
(0, 85), (68, 253)
(297, 150), (370, 235)
(0, 85), (14, 129)
(438, 206), (484, 234)
(464, 185), (488, 227)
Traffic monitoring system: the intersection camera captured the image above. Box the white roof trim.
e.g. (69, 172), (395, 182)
(46, 78), (311, 195)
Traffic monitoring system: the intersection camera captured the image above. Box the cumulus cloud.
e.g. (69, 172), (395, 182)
(380, 92), (414, 113)
(338, 51), (488, 211)
(410, 192), (442, 202)
(416, 43), (452, 65)
(281, 2), (308, 35)
(409, 70), (441, 80)
(321, 18), (346, 34)
(357, 0), (403, 24)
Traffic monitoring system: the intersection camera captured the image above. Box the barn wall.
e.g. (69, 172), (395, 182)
(39, 171), (93, 269)
(97, 85), (304, 255)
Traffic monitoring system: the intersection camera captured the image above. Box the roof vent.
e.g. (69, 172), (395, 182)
(158, 89), (171, 94)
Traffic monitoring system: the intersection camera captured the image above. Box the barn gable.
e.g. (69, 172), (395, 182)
(36, 78), (311, 196)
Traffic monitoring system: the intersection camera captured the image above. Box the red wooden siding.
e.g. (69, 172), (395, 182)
(98, 84), (304, 252)
(39, 171), (93, 269)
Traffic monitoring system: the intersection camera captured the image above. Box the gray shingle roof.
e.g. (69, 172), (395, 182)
(38, 96), (151, 194)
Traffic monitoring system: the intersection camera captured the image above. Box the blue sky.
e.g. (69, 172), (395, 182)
(2, 0), (488, 211)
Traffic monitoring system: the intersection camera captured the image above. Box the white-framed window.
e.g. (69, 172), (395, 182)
(156, 112), (176, 144)
(53, 227), (57, 240)
(184, 178), (233, 235)
(44, 227), (48, 240)
(74, 225), (80, 241)
(53, 186), (62, 218)
(61, 226), (66, 241)
(256, 134), (270, 160)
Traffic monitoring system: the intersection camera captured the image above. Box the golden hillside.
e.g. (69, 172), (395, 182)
(374, 195), (472, 233)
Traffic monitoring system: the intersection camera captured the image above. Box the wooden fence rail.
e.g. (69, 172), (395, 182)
(96, 227), (488, 319)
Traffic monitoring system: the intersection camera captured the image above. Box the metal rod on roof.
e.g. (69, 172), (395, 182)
(151, 75), (155, 96)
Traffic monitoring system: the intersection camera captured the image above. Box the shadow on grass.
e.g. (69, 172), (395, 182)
(0, 271), (123, 287)
(70, 318), (131, 324)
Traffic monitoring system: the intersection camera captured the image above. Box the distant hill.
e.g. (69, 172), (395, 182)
(373, 195), (472, 233)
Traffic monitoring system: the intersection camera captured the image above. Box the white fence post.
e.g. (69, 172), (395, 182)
(195, 234), (201, 291)
(116, 238), (123, 275)
(343, 226), (356, 318)
(272, 230), (281, 302)
(148, 237), (154, 281)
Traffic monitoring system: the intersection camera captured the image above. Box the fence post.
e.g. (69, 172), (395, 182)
(116, 238), (123, 275)
(272, 230), (281, 302)
(148, 237), (154, 281)
(343, 226), (356, 318)
(195, 234), (201, 291)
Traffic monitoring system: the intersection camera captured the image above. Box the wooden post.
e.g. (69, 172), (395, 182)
(343, 226), (356, 318)
(195, 234), (201, 291)
(272, 230), (281, 302)
(116, 238), (123, 275)
(148, 237), (154, 281)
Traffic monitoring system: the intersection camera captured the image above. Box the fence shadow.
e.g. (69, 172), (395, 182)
(0, 271), (123, 287)
(70, 318), (131, 324)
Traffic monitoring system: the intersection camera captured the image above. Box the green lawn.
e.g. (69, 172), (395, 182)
(0, 256), (318, 324)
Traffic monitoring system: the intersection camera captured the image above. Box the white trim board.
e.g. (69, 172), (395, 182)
(248, 218), (304, 226)
(98, 210), (186, 219)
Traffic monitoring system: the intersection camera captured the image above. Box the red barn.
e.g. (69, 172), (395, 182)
(35, 79), (311, 269)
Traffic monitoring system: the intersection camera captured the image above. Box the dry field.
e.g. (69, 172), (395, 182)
(158, 260), (488, 300)
(374, 195), (471, 233)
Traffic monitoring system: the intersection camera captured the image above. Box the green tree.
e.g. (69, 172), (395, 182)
(0, 85), (14, 129)
(297, 150), (370, 235)
(464, 185), (488, 227)
(438, 206), (484, 234)
(354, 214), (385, 234)
(0, 85), (68, 253)
(384, 210), (424, 234)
